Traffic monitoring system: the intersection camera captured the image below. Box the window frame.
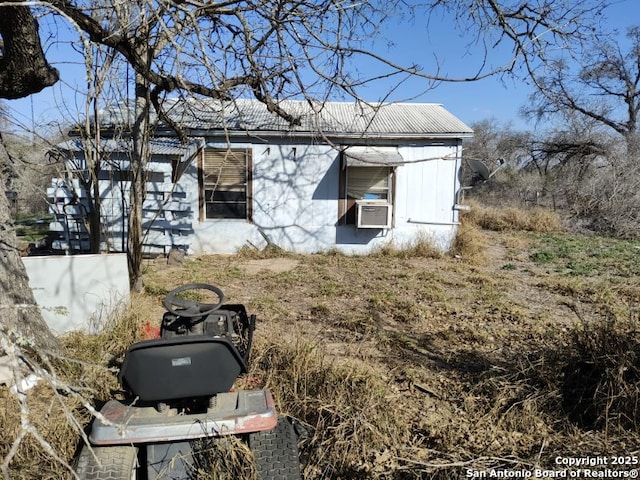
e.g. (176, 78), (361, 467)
(199, 147), (253, 222)
(338, 151), (396, 226)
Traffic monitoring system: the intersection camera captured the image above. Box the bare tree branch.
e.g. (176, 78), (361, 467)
(524, 26), (640, 147)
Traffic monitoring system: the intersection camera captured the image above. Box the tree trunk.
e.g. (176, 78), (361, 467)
(128, 72), (151, 292)
(89, 174), (102, 253)
(0, 171), (59, 352)
(0, 6), (59, 99)
(88, 116), (102, 254)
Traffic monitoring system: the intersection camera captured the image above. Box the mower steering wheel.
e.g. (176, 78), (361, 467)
(162, 283), (225, 318)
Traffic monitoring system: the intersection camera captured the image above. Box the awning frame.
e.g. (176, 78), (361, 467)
(342, 146), (404, 167)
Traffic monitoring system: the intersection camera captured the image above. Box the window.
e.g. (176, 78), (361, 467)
(339, 162), (394, 226)
(200, 148), (252, 220)
(346, 166), (391, 201)
(338, 147), (401, 226)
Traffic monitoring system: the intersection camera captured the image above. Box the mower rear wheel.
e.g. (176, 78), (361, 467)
(75, 445), (138, 480)
(248, 417), (301, 480)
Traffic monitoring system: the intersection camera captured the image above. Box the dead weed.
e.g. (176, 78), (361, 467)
(463, 200), (563, 233)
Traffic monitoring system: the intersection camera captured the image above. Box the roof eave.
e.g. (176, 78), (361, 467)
(163, 129), (473, 141)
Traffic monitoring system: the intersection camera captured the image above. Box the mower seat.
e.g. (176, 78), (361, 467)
(119, 336), (247, 402)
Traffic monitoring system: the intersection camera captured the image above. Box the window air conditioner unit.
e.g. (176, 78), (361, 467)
(356, 201), (392, 229)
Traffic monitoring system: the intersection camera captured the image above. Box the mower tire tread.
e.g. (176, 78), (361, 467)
(249, 417), (301, 480)
(75, 445), (138, 480)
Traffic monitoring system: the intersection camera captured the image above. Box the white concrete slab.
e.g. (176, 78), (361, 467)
(23, 254), (130, 335)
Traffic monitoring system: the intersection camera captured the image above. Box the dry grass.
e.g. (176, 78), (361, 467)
(370, 232), (444, 259)
(4, 202), (640, 478)
(249, 337), (411, 478)
(191, 435), (258, 479)
(0, 386), (86, 480)
(236, 243), (292, 259)
(562, 315), (640, 431)
(462, 199), (563, 233)
(450, 220), (488, 264)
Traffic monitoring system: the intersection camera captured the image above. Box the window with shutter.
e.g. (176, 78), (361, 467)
(201, 148), (251, 220)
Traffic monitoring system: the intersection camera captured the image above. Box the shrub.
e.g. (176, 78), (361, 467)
(562, 315), (640, 431)
(450, 221), (488, 264)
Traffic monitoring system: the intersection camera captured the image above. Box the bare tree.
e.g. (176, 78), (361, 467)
(1, 0), (611, 105)
(425, 0), (609, 80)
(75, 45), (118, 254)
(463, 119), (539, 205)
(516, 25), (640, 235)
(525, 26), (640, 152)
(464, 119), (530, 170)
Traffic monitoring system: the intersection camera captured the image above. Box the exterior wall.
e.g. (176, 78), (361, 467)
(50, 137), (463, 255)
(48, 153), (195, 255)
(189, 140), (340, 253)
(189, 138), (462, 254)
(392, 143), (462, 250)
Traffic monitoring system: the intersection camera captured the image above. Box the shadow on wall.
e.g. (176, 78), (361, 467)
(249, 145), (341, 251)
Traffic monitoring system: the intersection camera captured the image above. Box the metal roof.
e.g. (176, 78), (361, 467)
(54, 137), (203, 156)
(98, 99), (473, 139)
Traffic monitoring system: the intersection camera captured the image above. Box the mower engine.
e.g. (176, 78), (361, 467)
(160, 305), (251, 359)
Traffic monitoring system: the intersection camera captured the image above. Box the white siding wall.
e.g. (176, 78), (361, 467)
(189, 139), (461, 254)
(51, 139), (462, 255)
(392, 144), (461, 249)
(48, 154), (196, 255)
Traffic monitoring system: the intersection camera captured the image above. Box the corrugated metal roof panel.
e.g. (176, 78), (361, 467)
(108, 99), (473, 137)
(55, 137), (202, 156)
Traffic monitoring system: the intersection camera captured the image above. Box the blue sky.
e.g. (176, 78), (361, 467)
(370, 0), (639, 130)
(5, 0), (639, 135)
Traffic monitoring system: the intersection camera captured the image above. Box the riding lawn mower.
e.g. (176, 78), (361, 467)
(75, 283), (301, 479)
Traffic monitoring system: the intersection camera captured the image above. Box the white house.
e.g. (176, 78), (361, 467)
(48, 99), (473, 255)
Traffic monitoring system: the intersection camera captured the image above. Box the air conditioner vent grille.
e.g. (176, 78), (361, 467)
(356, 201), (392, 229)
